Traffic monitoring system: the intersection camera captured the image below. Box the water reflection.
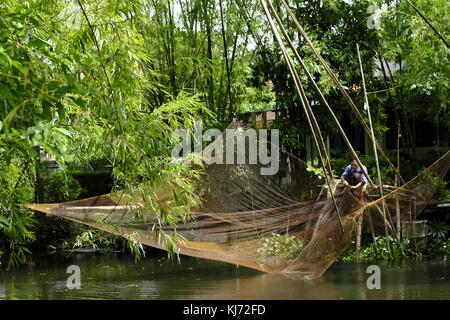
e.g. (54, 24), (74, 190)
(0, 252), (448, 300)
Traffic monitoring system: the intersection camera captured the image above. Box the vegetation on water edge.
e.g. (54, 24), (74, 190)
(338, 219), (450, 263)
(338, 237), (423, 263)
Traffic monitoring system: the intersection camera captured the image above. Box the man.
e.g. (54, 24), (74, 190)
(341, 159), (368, 193)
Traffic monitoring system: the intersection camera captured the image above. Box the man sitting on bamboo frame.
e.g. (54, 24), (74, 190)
(340, 159), (368, 195)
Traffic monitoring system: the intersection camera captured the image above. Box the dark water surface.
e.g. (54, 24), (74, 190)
(1, 252), (449, 300)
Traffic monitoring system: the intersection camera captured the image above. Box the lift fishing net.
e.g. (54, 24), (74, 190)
(27, 121), (450, 279)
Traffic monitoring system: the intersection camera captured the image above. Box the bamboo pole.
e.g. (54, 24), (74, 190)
(202, 0), (215, 111)
(367, 208), (379, 256)
(263, 0), (332, 183)
(374, 204), (397, 236)
(396, 121), (401, 241)
(219, 0), (233, 118)
(355, 213), (363, 263)
(260, 0), (344, 232)
(266, 0), (374, 187)
(265, 0), (334, 189)
(279, 0), (405, 185)
(356, 44), (391, 257)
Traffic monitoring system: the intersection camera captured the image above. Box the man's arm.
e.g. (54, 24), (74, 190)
(341, 176), (350, 187)
(352, 181), (365, 190)
(341, 166), (350, 187)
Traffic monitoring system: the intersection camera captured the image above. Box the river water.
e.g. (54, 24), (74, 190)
(0, 251), (449, 300)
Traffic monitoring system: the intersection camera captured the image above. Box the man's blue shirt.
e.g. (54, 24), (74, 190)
(341, 165), (368, 185)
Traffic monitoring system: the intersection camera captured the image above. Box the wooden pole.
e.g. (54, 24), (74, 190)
(355, 211), (363, 263)
(260, 0), (344, 232)
(396, 121), (401, 241)
(367, 208), (379, 256)
(262, 0), (333, 185)
(374, 204), (397, 236)
(356, 44), (392, 256)
(265, 0), (335, 187)
(279, 0), (405, 185)
(266, 0), (374, 187)
(219, 0), (233, 118)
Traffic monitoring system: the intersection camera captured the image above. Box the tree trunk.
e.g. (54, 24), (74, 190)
(202, 0), (215, 112)
(219, 0), (233, 119)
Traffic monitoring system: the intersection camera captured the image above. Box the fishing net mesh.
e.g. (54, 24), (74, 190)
(27, 122), (450, 279)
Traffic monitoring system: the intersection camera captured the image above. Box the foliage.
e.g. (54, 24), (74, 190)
(71, 227), (147, 262)
(338, 236), (422, 262)
(250, 0), (384, 158)
(359, 154), (396, 186)
(379, 0), (450, 152)
(0, 215), (10, 260)
(0, 153), (36, 268)
(431, 179), (450, 203)
(157, 230), (185, 263)
(73, 229), (112, 251)
(43, 169), (85, 203)
(70, 220), (148, 262)
(0, 0), (212, 264)
(256, 233), (304, 263)
(427, 220), (450, 239)
(428, 237), (450, 256)
(0, 215), (11, 229)
(124, 232), (147, 263)
(380, 0), (449, 112)
(0, 208), (37, 268)
(236, 84), (276, 113)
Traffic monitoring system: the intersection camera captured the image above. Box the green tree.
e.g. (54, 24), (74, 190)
(379, 0), (450, 156)
(0, 0), (210, 265)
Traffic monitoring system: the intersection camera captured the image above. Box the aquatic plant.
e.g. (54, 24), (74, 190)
(256, 233), (304, 264)
(428, 238), (450, 256)
(338, 236), (423, 262)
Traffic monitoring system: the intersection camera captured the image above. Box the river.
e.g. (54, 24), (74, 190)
(0, 251), (449, 300)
